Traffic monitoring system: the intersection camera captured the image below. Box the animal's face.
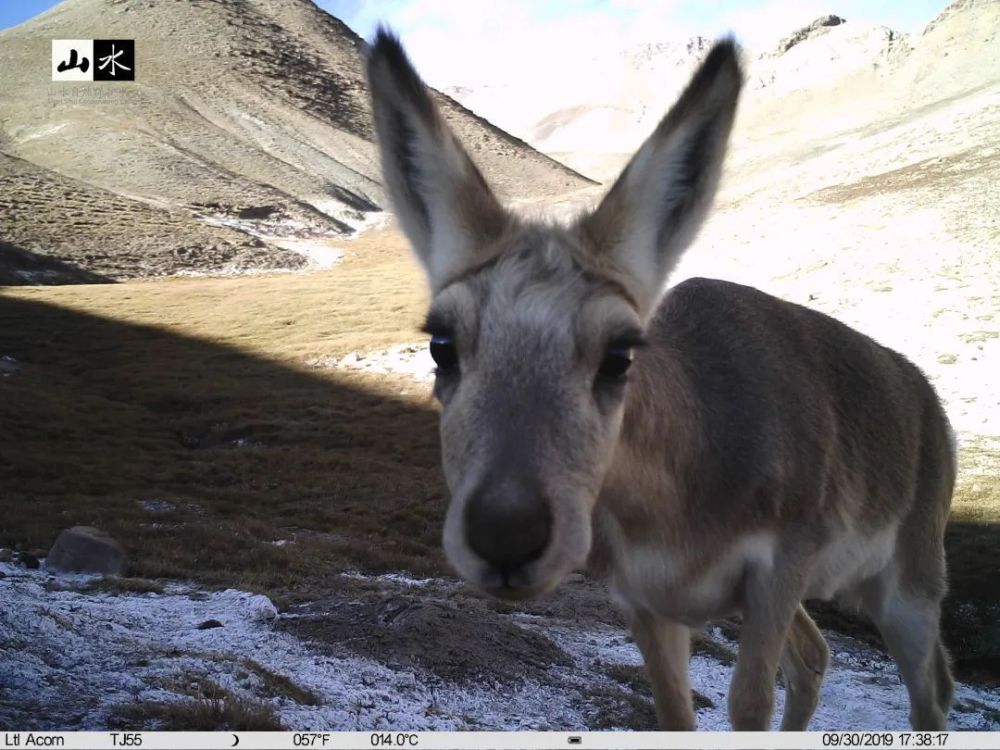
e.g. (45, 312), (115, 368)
(366, 29), (742, 598)
(425, 230), (644, 597)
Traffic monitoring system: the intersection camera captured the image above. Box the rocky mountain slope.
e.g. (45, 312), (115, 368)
(0, 0), (591, 283)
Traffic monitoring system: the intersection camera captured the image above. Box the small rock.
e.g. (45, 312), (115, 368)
(0, 355), (20, 377)
(197, 619), (224, 630)
(46, 526), (128, 575)
(0, 549), (13, 563)
(0, 571), (7, 579)
(244, 593), (279, 622)
(21, 553), (40, 569)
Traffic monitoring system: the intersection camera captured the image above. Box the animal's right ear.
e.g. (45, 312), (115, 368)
(367, 28), (509, 292)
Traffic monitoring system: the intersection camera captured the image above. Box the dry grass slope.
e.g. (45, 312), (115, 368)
(0, 0), (592, 280)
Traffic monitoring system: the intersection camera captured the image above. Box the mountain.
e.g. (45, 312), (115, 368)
(0, 0), (592, 283)
(445, 1), (999, 183)
(445, 37), (715, 178)
(439, 0), (999, 443)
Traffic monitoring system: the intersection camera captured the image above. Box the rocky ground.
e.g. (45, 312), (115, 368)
(2, 558), (998, 731)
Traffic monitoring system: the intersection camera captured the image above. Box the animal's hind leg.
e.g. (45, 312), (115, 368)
(860, 571), (950, 730)
(729, 560), (810, 730)
(778, 605), (830, 730)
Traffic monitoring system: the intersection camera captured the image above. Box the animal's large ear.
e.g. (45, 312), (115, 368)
(367, 28), (509, 292)
(575, 39), (743, 319)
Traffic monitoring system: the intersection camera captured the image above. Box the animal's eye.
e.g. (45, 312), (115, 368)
(598, 346), (633, 380)
(429, 334), (459, 373)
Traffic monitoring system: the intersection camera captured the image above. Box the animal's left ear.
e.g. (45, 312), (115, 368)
(367, 27), (510, 292)
(575, 39), (743, 319)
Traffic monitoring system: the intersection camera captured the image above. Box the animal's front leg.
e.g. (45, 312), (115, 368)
(629, 610), (695, 730)
(728, 561), (809, 730)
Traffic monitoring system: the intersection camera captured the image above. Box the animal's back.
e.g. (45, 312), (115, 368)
(638, 276), (954, 550)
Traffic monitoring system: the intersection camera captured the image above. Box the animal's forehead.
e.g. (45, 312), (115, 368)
(428, 225), (639, 347)
(488, 231), (587, 297)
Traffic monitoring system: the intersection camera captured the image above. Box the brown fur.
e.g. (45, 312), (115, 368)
(366, 29), (955, 730)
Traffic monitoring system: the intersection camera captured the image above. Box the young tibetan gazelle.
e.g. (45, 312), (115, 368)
(366, 29), (955, 731)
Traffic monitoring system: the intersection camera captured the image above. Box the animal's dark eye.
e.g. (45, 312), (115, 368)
(598, 346), (633, 380)
(430, 334), (459, 373)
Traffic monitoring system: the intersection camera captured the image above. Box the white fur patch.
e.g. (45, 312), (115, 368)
(611, 530), (777, 624)
(806, 523), (900, 601)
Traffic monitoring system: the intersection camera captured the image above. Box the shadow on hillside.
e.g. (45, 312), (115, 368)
(0, 294), (447, 590)
(0, 241), (114, 285)
(0, 297), (996, 685)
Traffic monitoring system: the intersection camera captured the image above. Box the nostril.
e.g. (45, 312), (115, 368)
(464, 492), (552, 571)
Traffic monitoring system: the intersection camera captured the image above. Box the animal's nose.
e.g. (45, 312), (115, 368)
(464, 481), (551, 574)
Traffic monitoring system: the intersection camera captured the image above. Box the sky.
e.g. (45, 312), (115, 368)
(320, 0), (947, 88)
(0, 0), (947, 88)
(0, 0), (62, 30)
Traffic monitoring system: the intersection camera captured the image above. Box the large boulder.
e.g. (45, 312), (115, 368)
(46, 526), (128, 575)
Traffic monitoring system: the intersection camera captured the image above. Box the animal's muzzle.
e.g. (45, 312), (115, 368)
(463, 475), (552, 577)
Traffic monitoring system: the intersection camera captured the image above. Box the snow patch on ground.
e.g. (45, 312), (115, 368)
(195, 214), (347, 271)
(137, 498), (177, 514)
(309, 343), (435, 383)
(1, 563), (997, 731)
(270, 237), (343, 269)
(339, 571), (447, 589)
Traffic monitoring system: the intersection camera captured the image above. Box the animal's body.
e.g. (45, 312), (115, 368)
(366, 29), (955, 731)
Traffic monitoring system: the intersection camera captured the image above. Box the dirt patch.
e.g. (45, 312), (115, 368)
(802, 147), (995, 204)
(580, 684), (658, 730)
(281, 578), (572, 684)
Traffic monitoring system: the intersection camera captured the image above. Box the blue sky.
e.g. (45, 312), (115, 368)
(0, 0), (62, 30)
(2, 0), (947, 87)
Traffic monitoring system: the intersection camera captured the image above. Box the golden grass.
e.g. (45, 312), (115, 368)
(948, 438), (1000, 602)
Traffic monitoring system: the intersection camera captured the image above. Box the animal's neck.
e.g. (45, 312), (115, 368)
(599, 344), (701, 531)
